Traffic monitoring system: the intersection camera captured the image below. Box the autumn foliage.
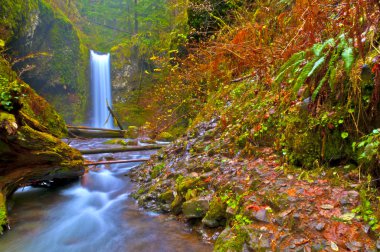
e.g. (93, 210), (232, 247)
(141, 0), (380, 138)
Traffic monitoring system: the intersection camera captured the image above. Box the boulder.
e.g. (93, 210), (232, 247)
(182, 197), (210, 219)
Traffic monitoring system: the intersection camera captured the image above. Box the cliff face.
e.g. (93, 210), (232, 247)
(1, 0), (88, 124)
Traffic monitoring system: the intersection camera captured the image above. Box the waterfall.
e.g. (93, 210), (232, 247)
(90, 50), (114, 129)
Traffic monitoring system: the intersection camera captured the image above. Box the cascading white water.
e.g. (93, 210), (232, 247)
(90, 50), (114, 129)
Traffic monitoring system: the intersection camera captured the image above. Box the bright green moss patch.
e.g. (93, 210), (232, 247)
(0, 193), (7, 234)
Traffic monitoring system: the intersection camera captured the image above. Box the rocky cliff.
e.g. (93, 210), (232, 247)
(1, 0), (88, 124)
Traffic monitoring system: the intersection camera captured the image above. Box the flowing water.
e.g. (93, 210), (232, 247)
(0, 139), (212, 252)
(90, 50), (114, 129)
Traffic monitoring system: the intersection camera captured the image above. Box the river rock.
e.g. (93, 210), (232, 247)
(182, 197), (210, 219)
(202, 197), (226, 227)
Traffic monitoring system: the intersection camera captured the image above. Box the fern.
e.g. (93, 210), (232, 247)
(308, 56), (326, 77)
(275, 59), (304, 84)
(312, 38), (335, 57)
(342, 46), (354, 73)
(293, 57), (318, 93)
(327, 50), (341, 89)
(312, 71), (329, 101)
(274, 51), (305, 84)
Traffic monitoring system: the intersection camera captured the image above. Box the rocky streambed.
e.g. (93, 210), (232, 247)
(130, 118), (379, 251)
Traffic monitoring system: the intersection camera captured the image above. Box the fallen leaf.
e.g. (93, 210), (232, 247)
(287, 188), (297, 197)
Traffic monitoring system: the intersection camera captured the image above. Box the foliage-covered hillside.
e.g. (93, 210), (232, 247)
(130, 0), (380, 250)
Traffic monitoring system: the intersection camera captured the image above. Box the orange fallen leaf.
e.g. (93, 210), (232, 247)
(287, 188), (297, 197)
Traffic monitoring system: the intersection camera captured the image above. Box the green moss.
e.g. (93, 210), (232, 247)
(150, 163), (165, 179)
(158, 189), (175, 204)
(20, 85), (67, 138)
(202, 197), (227, 227)
(177, 177), (202, 195)
(0, 193), (7, 234)
(0, 112), (16, 124)
(157, 131), (175, 141)
(214, 227), (248, 252)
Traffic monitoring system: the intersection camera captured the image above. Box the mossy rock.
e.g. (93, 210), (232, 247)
(171, 194), (184, 215)
(157, 131), (175, 141)
(158, 189), (175, 204)
(182, 197), (209, 219)
(176, 176), (206, 195)
(202, 197), (227, 228)
(150, 163), (165, 179)
(214, 227), (249, 252)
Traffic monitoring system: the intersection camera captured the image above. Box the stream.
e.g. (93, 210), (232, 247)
(0, 138), (212, 252)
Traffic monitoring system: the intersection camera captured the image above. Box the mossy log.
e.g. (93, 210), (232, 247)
(0, 80), (85, 233)
(84, 159), (149, 166)
(68, 128), (125, 138)
(79, 145), (163, 154)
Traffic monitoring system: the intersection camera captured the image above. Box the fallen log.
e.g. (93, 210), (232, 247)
(84, 159), (149, 166)
(79, 145), (163, 154)
(68, 128), (125, 138)
(67, 125), (125, 132)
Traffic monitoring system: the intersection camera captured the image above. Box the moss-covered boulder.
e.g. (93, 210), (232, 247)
(182, 197), (210, 219)
(202, 197), (226, 228)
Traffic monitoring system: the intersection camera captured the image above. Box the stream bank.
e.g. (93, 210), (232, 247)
(130, 118), (379, 251)
(0, 138), (212, 252)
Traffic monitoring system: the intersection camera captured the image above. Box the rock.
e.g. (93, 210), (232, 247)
(244, 227), (273, 251)
(345, 241), (362, 251)
(170, 194), (184, 215)
(253, 209), (270, 223)
(376, 238), (380, 250)
(202, 197), (226, 228)
(182, 197), (209, 218)
(311, 240), (328, 252)
(315, 222), (326, 231)
(226, 206), (238, 215)
(158, 190), (175, 204)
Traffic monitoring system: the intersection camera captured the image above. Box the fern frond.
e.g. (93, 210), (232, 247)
(342, 46), (354, 73)
(275, 59), (304, 84)
(274, 51), (305, 84)
(307, 56), (326, 77)
(312, 71), (329, 101)
(312, 38), (335, 57)
(293, 58), (318, 93)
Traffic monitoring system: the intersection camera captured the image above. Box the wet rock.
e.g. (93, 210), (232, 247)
(226, 206), (238, 216)
(252, 209), (270, 223)
(345, 241), (362, 251)
(182, 197), (210, 219)
(315, 222), (325, 231)
(376, 238), (380, 250)
(202, 197), (226, 228)
(311, 240), (328, 252)
(158, 190), (175, 204)
(245, 228), (273, 251)
(170, 194), (184, 215)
